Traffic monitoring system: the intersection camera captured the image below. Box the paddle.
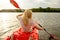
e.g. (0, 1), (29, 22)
(10, 0), (20, 8)
(10, 0), (24, 11)
(38, 24), (60, 40)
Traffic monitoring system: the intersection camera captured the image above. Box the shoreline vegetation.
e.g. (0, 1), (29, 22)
(0, 7), (60, 12)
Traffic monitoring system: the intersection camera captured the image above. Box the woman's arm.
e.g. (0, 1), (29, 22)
(16, 14), (23, 18)
(34, 24), (44, 30)
(33, 20), (44, 30)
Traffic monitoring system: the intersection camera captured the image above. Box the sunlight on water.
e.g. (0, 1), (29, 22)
(0, 13), (21, 36)
(0, 14), (9, 29)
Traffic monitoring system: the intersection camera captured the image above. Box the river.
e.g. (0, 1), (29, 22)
(0, 12), (60, 40)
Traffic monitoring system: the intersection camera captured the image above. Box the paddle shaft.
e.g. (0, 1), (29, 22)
(38, 24), (50, 34)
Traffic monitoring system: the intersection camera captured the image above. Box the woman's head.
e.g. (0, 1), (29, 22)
(22, 9), (32, 25)
(23, 9), (32, 19)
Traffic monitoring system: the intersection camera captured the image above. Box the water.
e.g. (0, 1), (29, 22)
(0, 12), (60, 40)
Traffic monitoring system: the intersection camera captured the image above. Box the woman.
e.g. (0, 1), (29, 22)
(4, 9), (44, 40)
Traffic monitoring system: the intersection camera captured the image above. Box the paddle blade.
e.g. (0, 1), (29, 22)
(10, 0), (20, 8)
(49, 34), (60, 40)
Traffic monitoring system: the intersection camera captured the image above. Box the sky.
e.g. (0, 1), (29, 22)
(0, 0), (60, 9)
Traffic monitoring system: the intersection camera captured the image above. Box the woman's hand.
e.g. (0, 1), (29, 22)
(50, 34), (60, 40)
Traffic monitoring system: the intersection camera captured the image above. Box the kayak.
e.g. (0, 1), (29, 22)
(4, 27), (39, 40)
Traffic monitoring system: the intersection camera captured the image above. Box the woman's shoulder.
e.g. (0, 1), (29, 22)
(31, 19), (38, 25)
(31, 19), (35, 23)
(30, 19), (35, 25)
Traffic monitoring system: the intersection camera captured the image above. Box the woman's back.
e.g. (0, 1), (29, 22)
(18, 16), (36, 32)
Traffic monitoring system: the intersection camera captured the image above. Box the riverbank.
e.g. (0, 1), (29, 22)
(0, 7), (60, 12)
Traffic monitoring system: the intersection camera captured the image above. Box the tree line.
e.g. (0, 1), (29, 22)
(30, 7), (60, 12)
(0, 7), (60, 12)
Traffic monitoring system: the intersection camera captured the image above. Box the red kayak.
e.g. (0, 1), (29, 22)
(4, 28), (39, 40)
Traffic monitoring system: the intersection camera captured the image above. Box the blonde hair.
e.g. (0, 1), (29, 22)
(22, 9), (32, 26)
